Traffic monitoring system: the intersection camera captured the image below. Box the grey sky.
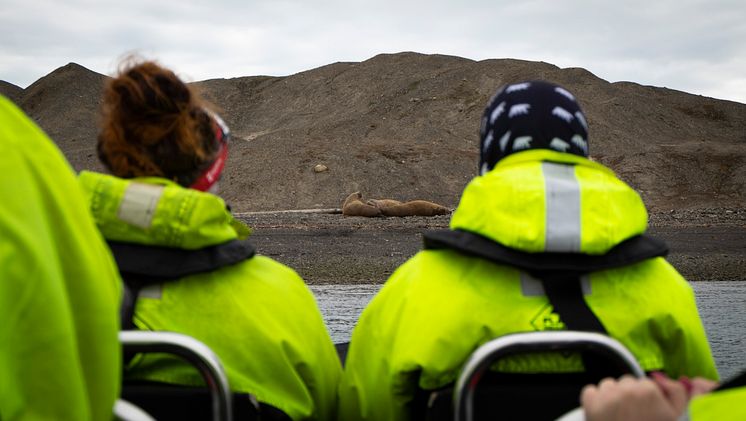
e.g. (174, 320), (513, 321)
(2, 0), (745, 103)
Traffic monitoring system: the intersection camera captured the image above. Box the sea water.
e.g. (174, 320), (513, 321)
(691, 281), (745, 380)
(310, 281), (745, 380)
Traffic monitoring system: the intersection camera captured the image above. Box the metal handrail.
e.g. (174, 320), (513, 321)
(453, 331), (645, 421)
(119, 331), (236, 421)
(113, 399), (157, 421)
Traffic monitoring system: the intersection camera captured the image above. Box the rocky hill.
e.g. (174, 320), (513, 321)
(4, 52), (746, 213)
(0, 81), (22, 103)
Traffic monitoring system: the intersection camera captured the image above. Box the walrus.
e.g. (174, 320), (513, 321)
(342, 191), (382, 217)
(378, 200), (450, 217)
(366, 198), (402, 208)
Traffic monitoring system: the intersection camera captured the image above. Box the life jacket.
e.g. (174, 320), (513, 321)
(424, 229), (668, 335)
(114, 239), (255, 331)
(423, 229), (668, 376)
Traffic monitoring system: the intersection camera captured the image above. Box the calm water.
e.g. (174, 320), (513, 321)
(310, 281), (745, 380)
(691, 281), (745, 380)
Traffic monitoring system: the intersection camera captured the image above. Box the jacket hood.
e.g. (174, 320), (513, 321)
(79, 171), (250, 249)
(450, 149), (648, 254)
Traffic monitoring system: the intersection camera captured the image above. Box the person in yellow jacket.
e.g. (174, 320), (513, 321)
(80, 60), (341, 420)
(338, 81), (718, 421)
(688, 384), (746, 420)
(580, 372), (745, 420)
(0, 95), (122, 420)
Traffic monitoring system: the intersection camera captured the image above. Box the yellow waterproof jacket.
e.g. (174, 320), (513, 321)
(78, 171), (342, 421)
(0, 96), (122, 420)
(339, 150), (718, 421)
(689, 386), (746, 420)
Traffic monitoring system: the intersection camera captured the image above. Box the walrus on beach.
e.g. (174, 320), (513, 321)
(343, 192), (450, 217)
(377, 200), (450, 217)
(342, 191), (382, 217)
(366, 198), (402, 208)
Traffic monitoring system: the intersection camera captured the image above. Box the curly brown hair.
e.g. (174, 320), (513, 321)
(97, 60), (219, 186)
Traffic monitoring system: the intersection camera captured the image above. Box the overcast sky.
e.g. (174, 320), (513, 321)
(2, 0), (745, 104)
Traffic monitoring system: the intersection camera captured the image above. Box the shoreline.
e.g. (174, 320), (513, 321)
(237, 209), (746, 284)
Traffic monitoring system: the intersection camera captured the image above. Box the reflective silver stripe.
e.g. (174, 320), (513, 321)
(542, 162), (581, 252)
(520, 272), (591, 296)
(139, 284), (162, 300)
(117, 183), (164, 229)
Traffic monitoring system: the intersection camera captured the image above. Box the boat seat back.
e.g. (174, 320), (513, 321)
(120, 331), (252, 421)
(119, 330), (293, 421)
(419, 331), (644, 421)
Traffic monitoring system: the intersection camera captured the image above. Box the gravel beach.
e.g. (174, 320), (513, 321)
(237, 208), (746, 284)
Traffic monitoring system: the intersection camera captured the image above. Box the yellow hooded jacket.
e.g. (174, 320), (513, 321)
(78, 170), (342, 421)
(0, 96), (122, 420)
(689, 385), (746, 420)
(339, 149), (718, 421)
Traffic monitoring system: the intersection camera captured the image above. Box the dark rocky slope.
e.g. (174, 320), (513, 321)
(5, 52), (745, 213)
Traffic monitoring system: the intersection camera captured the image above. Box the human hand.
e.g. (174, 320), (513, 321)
(649, 372), (719, 403)
(668, 374), (718, 398)
(581, 375), (688, 421)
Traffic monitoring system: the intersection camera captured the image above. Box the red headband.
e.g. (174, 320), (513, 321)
(190, 111), (230, 192)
